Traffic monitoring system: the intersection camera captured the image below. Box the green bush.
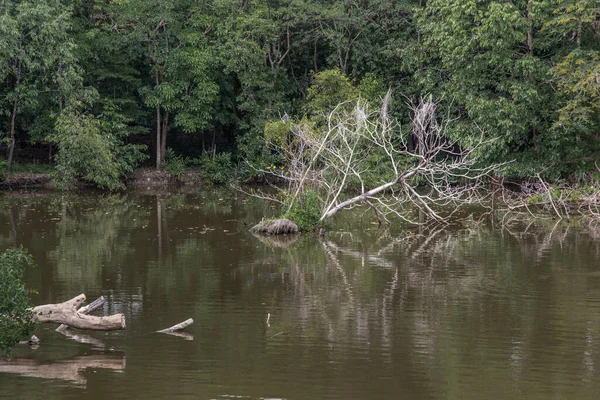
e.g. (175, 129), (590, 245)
(283, 190), (322, 232)
(48, 104), (147, 190)
(196, 152), (235, 185)
(163, 148), (188, 178)
(0, 247), (36, 358)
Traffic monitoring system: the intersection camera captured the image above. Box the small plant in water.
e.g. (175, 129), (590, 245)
(283, 190), (322, 232)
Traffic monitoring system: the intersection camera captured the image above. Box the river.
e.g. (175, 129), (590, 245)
(1, 189), (599, 399)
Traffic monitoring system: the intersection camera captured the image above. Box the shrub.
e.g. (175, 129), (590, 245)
(0, 247), (36, 358)
(283, 190), (322, 231)
(49, 104), (147, 190)
(163, 148), (188, 178)
(196, 152), (235, 185)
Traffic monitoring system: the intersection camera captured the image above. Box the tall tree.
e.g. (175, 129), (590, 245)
(412, 1), (551, 171)
(0, 0), (77, 175)
(543, 0), (600, 173)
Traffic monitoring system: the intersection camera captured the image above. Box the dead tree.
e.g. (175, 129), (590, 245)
(253, 92), (506, 225)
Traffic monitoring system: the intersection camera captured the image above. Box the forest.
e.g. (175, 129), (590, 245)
(0, 0), (599, 190)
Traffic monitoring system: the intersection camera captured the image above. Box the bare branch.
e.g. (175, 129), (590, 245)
(246, 92), (507, 226)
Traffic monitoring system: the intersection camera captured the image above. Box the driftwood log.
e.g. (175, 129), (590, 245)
(32, 294), (125, 331)
(157, 318), (194, 334)
(56, 296), (105, 332)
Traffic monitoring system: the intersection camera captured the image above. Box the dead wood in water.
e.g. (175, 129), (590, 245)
(32, 294), (125, 331)
(157, 318), (194, 334)
(250, 218), (298, 235)
(56, 296), (105, 332)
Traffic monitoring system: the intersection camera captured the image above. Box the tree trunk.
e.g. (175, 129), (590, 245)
(211, 129), (216, 158)
(32, 294), (125, 331)
(7, 51), (22, 180)
(526, 0), (533, 53)
(156, 105), (162, 170)
(161, 111), (169, 164)
(6, 100), (18, 179)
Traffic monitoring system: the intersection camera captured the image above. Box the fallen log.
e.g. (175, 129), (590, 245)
(32, 294), (125, 331)
(56, 295), (105, 332)
(157, 318), (194, 334)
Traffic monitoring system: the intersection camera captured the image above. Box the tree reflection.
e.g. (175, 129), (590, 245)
(1, 193), (600, 398)
(249, 218), (600, 396)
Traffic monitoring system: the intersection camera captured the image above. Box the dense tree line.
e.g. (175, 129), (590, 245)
(0, 0), (598, 188)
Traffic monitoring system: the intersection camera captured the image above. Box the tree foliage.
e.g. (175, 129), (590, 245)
(49, 103), (147, 190)
(0, 0), (598, 185)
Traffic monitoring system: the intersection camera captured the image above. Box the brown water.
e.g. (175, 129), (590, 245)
(1, 190), (600, 399)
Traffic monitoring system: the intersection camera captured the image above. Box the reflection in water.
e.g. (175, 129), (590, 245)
(0, 192), (599, 399)
(163, 331), (194, 341)
(0, 355), (125, 387)
(57, 329), (106, 349)
(252, 232), (299, 248)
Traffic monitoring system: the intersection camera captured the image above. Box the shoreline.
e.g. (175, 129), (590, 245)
(0, 169), (204, 191)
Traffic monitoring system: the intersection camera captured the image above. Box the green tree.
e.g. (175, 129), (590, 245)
(543, 0), (600, 174)
(411, 0), (555, 175)
(0, 0), (78, 175)
(49, 102), (147, 190)
(0, 247), (36, 358)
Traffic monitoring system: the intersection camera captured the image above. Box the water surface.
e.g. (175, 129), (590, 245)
(1, 190), (600, 399)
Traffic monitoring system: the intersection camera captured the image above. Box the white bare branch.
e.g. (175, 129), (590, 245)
(250, 93), (507, 225)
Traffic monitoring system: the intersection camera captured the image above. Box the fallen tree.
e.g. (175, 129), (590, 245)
(32, 294), (125, 331)
(249, 93), (507, 228)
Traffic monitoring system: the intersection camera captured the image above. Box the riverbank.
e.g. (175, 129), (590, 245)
(1, 167), (598, 223)
(0, 169), (204, 191)
(0, 173), (52, 190)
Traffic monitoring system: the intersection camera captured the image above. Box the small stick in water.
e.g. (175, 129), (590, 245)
(157, 318), (194, 334)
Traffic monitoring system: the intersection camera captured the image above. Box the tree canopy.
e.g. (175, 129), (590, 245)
(0, 0), (598, 186)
